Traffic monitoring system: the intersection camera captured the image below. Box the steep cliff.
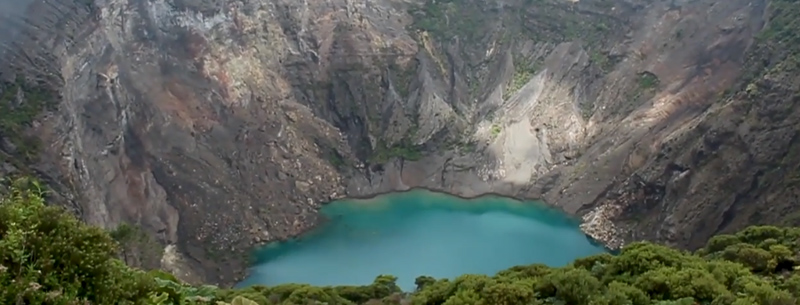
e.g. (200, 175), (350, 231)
(0, 0), (798, 286)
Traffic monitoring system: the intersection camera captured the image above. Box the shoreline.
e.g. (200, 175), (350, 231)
(334, 186), (618, 252)
(338, 186), (575, 221)
(254, 186), (618, 263)
(236, 186), (618, 286)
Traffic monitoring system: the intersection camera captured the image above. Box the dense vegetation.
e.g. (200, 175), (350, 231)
(1, 177), (799, 305)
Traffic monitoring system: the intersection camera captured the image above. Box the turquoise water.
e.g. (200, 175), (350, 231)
(239, 189), (607, 291)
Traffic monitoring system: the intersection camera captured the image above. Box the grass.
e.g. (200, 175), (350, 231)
(490, 124), (502, 138)
(369, 140), (423, 164)
(368, 123), (423, 164)
(637, 72), (660, 89)
(590, 50), (615, 72)
(503, 59), (541, 100)
(326, 150), (347, 168)
(445, 135), (478, 153)
(625, 72), (660, 103)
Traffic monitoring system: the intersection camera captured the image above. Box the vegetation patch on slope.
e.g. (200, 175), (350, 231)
(739, 0), (800, 93)
(503, 58), (542, 101)
(2, 177), (800, 305)
(406, 0), (623, 110)
(628, 72), (660, 102)
(369, 139), (423, 164)
(0, 74), (58, 164)
(406, 0), (496, 43)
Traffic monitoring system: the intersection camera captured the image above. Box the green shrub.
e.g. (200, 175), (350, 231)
(1, 178), (800, 305)
(0, 179), (154, 304)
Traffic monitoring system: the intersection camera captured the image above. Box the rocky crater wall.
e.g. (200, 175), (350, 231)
(1, 0), (798, 287)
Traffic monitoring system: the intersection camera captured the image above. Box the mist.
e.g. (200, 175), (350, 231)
(0, 0), (35, 15)
(0, 0), (37, 51)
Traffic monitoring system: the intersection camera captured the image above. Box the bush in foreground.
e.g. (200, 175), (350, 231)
(1, 179), (800, 305)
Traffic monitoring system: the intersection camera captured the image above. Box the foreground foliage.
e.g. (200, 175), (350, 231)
(1, 179), (800, 305)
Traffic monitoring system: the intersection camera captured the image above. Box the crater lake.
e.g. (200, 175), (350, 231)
(239, 189), (607, 291)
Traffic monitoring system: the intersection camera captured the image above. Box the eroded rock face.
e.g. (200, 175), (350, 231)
(18, 0), (377, 284)
(2, 0), (798, 286)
